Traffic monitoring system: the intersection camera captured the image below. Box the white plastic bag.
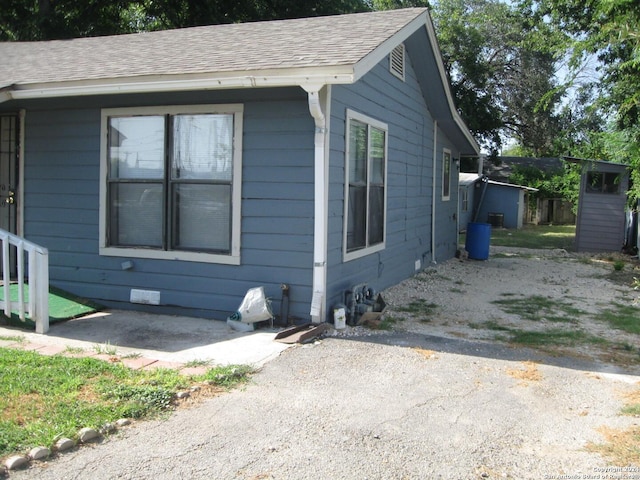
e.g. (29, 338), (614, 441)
(234, 286), (274, 324)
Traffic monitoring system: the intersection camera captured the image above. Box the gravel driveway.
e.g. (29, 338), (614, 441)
(7, 247), (640, 479)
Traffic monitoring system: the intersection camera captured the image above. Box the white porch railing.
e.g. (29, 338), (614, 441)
(0, 229), (49, 334)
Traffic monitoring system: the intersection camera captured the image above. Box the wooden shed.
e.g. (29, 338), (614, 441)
(566, 157), (630, 252)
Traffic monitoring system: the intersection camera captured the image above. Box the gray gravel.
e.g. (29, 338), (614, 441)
(7, 333), (639, 480)
(6, 247), (640, 479)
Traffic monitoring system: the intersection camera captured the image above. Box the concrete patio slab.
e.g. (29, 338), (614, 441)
(0, 310), (292, 368)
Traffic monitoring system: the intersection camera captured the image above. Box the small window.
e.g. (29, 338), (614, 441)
(586, 171), (621, 194)
(461, 188), (469, 212)
(100, 104), (243, 265)
(344, 110), (388, 261)
(442, 149), (452, 201)
(390, 44), (405, 81)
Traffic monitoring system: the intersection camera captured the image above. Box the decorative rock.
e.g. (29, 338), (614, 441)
(5, 455), (29, 470)
(55, 438), (75, 451)
(116, 418), (131, 427)
(101, 422), (117, 434)
(176, 391), (191, 399)
(78, 427), (100, 443)
(28, 446), (50, 460)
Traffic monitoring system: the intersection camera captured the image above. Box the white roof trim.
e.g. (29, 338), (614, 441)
(353, 10), (428, 82)
(6, 68), (356, 101)
(422, 16), (479, 154)
(488, 179), (538, 192)
(459, 173), (482, 186)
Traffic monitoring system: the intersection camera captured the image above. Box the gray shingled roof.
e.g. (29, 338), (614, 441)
(0, 8), (427, 87)
(483, 156), (566, 182)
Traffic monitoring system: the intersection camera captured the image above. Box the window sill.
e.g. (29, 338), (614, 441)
(100, 246), (240, 265)
(343, 243), (385, 262)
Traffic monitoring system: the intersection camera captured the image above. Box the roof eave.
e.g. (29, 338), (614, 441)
(423, 18), (479, 155)
(358, 10), (479, 156)
(1, 67), (355, 103)
(352, 9), (429, 82)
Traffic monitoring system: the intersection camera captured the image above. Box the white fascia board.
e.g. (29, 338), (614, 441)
(5, 67), (355, 101)
(352, 11), (429, 82)
(487, 179), (538, 192)
(0, 88), (12, 103)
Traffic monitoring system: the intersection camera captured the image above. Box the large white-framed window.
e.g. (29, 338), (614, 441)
(442, 148), (452, 201)
(343, 109), (388, 262)
(99, 104), (243, 265)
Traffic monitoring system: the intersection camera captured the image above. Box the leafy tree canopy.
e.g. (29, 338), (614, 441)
(0, 0), (370, 41)
(530, 0), (640, 202)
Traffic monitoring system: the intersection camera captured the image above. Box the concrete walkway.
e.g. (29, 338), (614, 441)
(0, 310), (291, 371)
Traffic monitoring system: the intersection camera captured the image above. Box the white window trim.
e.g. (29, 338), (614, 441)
(441, 148), (452, 202)
(461, 188), (469, 212)
(343, 109), (388, 262)
(99, 104), (243, 265)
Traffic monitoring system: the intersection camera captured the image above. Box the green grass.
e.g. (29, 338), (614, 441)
(393, 299), (438, 324)
(492, 294), (586, 323)
(0, 348), (252, 458)
(461, 224), (576, 250)
(621, 404), (640, 416)
(469, 320), (512, 331)
(505, 328), (606, 347)
(374, 314), (405, 330)
(594, 303), (640, 334)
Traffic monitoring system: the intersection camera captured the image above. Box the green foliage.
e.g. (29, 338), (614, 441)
(532, 0), (640, 201)
(430, 0), (566, 156)
(0, 0), (371, 40)
(0, 347), (252, 457)
(467, 224), (576, 250)
(507, 328), (606, 347)
(0, 0), (144, 40)
(508, 161), (581, 211)
(594, 303), (640, 335)
(492, 294), (586, 323)
(201, 364), (254, 387)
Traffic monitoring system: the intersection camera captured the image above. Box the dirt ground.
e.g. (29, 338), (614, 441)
(380, 246), (640, 374)
(5, 246), (640, 479)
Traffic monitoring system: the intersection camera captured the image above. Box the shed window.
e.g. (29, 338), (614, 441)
(586, 171), (621, 194)
(461, 188), (469, 212)
(344, 110), (387, 261)
(100, 104), (243, 264)
(390, 44), (405, 81)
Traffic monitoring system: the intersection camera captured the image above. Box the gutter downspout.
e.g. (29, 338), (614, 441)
(431, 121), (437, 264)
(304, 86), (330, 323)
(18, 109), (25, 237)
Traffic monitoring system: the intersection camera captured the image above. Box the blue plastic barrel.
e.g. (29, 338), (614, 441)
(465, 222), (491, 260)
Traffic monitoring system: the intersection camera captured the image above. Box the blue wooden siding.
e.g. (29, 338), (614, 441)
(20, 88), (316, 321)
(326, 46), (459, 312)
(474, 184), (523, 229)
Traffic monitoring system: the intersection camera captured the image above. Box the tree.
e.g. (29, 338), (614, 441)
(0, 0), (143, 40)
(427, 0), (565, 157)
(533, 0), (640, 201)
(0, 0), (370, 40)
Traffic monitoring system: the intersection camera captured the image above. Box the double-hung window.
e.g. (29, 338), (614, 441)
(344, 110), (387, 261)
(100, 104), (243, 265)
